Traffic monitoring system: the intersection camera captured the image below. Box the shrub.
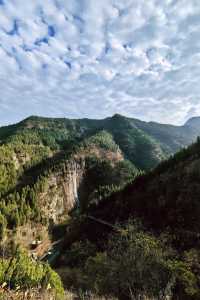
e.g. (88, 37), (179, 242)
(85, 221), (174, 300)
(0, 249), (64, 299)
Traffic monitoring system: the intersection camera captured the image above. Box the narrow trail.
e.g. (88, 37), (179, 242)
(86, 215), (120, 231)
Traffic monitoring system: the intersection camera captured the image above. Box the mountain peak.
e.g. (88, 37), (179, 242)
(185, 116), (200, 128)
(111, 113), (126, 120)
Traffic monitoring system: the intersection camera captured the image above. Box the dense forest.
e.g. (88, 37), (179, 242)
(58, 138), (200, 299)
(0, 115), (200, 299)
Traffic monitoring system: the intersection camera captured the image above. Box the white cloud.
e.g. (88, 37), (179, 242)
(0, 0), (200, 125)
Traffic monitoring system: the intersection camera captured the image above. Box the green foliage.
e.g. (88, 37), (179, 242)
(0, 249), (64, 298)
(62, 221), (200, 300)
(63, 240), (97, 268)
(62, 222), (176, 299)
(83, 130), (119, 152)
(88, 185), (122, 207)
(87, 222), (174, 299)
(0, 114), (199, 234)
(103, 114), (167, 170)
(0, 145), (17, 196)
(86, 137), (200, 245)
(73, 138), (200, 299)
(0, 136), (51, 199)
(169, 260), (199, 298)
(0, 213), (7, 239)
(79, 158), (137, 212)
(1, 115), (200, 299)
(57, 137), (200, 300)
(0, 174), (49, 230)
(43, 264), (65, 299)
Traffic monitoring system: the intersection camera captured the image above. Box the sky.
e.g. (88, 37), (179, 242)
(0, 0), (200, 126)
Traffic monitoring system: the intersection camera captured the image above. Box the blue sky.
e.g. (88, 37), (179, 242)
(0, 0), (200, 125)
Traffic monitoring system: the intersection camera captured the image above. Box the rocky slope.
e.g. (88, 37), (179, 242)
(36, 145), (124, 224)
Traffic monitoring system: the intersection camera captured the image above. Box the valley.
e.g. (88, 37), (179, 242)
(0, 115), (200, 299)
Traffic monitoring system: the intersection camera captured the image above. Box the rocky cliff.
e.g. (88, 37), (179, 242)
(38, 146), (124, 223)
(39, 159), (85, 223)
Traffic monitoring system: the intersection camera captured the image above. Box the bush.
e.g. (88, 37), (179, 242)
(0, 249), (64, 299)
(85, 221), (174, 299)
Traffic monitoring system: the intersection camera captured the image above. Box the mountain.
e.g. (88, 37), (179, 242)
(84, 137), (200, 243)
(185, 116), (200, 129)
(58, 138), (200, 300)
(1, 114), (200, 230)
(1, 114), (200, 299)
(1, 114), (200, 170)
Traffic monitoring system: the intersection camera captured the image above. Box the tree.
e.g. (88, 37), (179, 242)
(0, 213), (7, 240)
(86, 221), (174, 300)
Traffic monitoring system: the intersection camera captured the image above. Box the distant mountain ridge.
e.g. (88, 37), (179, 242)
(1, 114), (200, 171)
(184, 116), (200, 129)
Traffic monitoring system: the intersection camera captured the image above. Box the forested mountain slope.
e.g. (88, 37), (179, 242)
(1, 113), (199, 236)
(1, 115), (200, 299)
(1, 114), (200, 171)
(57, 138), (200, 300)
(0, 116), (137, 299)
(86, 137), (200, 244)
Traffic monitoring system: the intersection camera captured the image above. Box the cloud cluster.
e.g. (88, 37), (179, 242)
(0, 0), (200, 125)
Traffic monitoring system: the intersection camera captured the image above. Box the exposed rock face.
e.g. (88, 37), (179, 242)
(62, 160), (85, 211)
(74, 145), (124, 165)
(39, 159), (85, 223)
(39, 147), (123, 224)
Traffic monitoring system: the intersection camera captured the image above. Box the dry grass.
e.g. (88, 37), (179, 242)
(0, 289), (58, 300)
(64, 291), (117, 300)
(0, 289), (117, 300)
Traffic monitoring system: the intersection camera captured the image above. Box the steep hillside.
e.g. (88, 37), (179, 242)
(1, 114), (199, 235)
(1, 114), (200, 171)
(56, 138), (200, 300)
(0, 123), (136, 259)
(0, 123), (136, 299)
(1, 115), (200, 299)
(86, 138), (200, 245)
(0, 114), (200, 250)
